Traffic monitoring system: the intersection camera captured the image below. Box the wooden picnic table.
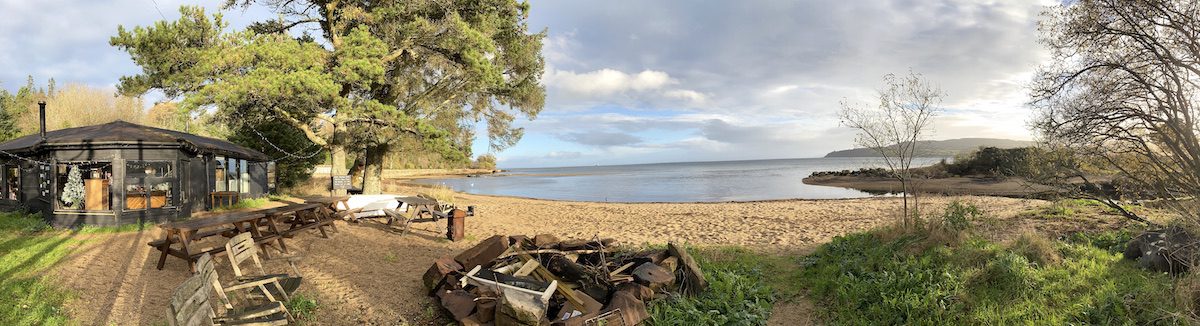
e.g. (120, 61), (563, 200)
(300, 195), (350, 211)
(151, 211), (285, 271)
(150, 203), (334, 271)
(262, 202), (337, 238)
(395, 196), (444, 221)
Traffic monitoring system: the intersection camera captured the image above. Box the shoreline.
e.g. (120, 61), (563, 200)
(389, 178), (903, 205)
(802, 175), (1059, 199)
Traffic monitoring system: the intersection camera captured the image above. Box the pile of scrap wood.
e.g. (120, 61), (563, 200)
(423, 234), (709, 325)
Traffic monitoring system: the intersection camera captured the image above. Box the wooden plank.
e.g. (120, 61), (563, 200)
(667, 242), (708, 296)
(516, 250), (590, 313)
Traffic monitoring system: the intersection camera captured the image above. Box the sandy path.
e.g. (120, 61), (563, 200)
(51, 185), (1048, 325)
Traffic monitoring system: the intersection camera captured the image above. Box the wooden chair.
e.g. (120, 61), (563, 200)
(225, 232), (303, 300)
(167, 254), (292, 326)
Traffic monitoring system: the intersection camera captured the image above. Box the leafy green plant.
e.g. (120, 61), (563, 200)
(647, 247), (777, 325)
(286, 294), (318, 323)
(799, 229), (1181, 324)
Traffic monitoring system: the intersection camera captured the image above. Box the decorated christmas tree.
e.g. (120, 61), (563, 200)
(60, 165), (85, 209)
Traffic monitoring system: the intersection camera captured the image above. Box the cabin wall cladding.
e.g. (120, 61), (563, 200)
(0, 121), (273, 227)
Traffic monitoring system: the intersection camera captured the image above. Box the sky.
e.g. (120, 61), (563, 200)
(0, 0), (1056, 168)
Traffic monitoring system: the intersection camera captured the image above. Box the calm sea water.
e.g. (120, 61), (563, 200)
(414, 157), (946, 202)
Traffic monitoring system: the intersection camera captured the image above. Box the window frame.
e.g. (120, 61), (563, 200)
(124, 160), (179, 211)
(53, 161), (114, 212)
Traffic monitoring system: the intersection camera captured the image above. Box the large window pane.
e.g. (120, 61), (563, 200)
(56, 162), (112, 211)
(240, 160), (249, 194)
(214, 157), (227, 192)
(125, 161), (176, 210)
(4, 165), (17, 200)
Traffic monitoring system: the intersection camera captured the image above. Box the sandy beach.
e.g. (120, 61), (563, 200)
(47, 183), (1088, 325)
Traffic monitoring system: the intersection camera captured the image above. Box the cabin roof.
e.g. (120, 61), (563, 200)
(0, 120), (270, 161)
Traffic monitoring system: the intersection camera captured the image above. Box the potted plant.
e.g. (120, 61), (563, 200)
(126, 184), (146, 210)
(150, 182), (170, 208)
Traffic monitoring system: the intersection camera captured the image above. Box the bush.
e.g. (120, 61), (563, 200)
(946, 146), (1046, 178)
(286, 294), (318, 323)
(799, 229), (1181, 324)
(647, 247), (776, 325)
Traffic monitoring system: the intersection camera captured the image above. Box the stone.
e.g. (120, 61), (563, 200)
(437, 289), (478, 321)
(456, 235), (510, 270)
(1124, 227), (1198, 274)
(632, 262), (675, 291)
(603, 288), (649, 325)
(423, 256), (464, 293)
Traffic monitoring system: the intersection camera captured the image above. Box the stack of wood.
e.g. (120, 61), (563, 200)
(423, 234), (708, 325)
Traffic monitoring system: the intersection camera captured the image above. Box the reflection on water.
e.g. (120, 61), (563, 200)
(415, 157), (946, 202)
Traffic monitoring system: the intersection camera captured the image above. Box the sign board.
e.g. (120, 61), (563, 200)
(331, 175), (353, 190)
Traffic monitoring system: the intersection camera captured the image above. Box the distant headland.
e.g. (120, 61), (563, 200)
(823, 138), (1035, 158)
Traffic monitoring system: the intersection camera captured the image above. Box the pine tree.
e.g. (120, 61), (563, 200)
(60, 165), (85, 209)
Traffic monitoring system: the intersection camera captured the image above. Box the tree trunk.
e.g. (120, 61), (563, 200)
(900, 178), (910, 225)
(363, 145), (387, 194)
(330, 145), (348, 196)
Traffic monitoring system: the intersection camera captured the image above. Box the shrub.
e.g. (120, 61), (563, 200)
(799, 229), (1181, 324)
(286, 294), (318, 323)
(647, 247), (776, 325)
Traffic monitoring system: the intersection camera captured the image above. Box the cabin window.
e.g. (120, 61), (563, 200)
(55, 162), (113, 211)
(125, 161), (176, 210)
(267, 162), (277, 193)
(3, 164), (18, 201)
(214, 157), (227, 192)
(226, 158), (241, 193)
(239, 159), (250, 194)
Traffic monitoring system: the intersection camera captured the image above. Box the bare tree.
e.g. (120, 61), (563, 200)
(840, 71), (944, 224)
(1032, 0), (1200, 225)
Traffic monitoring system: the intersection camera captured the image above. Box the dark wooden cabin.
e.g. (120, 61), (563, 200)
(0, 120), (274, 226)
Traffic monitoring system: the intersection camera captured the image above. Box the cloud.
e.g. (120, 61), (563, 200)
(558, 131), (642, 147)
(542, 66), (710, 109)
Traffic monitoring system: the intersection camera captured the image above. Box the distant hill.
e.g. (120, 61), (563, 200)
(824, 138), (1035, 158)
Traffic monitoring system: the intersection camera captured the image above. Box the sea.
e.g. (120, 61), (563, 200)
(414, 157), (947, 202)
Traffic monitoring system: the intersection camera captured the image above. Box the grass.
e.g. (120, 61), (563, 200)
(422, 185), (456, 205)
(646, 246), (787, 325)
(285, 294), (319, 324)
(211, 197), (274, 212)
(0, 212), (79, 325)
(797, 203), (1184, 325)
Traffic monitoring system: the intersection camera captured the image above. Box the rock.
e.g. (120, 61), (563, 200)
(1125, 227), (1198, 274)
(615, 282), (654, 301)
(603, 288), (649, 325)
(437, 289), (478, 321)
(632, 262), (675, 291)
(456, 235), (510, 270)
(423, 256), (464, 293)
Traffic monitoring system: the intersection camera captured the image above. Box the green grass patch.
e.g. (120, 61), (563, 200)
(212, 197), (274, 212)
(647, 246), (787, 325)
(799, 229), (1182, 324)
(0, 212), (79, 325)
(76, 221), (152, 234)
(285, 294), (319, 324)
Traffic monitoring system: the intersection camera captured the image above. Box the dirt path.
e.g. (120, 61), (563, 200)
(51, 187), (1048, 325)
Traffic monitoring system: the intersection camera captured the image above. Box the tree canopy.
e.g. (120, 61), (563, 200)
(111, 0), (545, 193)
(1033, 0), (1200, 222)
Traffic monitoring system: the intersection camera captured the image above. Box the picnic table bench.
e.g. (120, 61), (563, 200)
(150, 202), (334, 271)
(395, 196), (443, 221)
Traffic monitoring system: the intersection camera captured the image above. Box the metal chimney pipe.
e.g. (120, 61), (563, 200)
(37, 101), (46, 141)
